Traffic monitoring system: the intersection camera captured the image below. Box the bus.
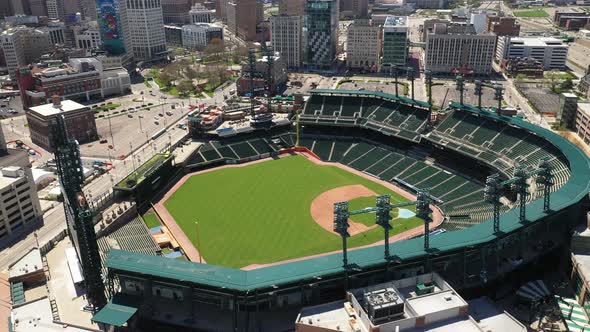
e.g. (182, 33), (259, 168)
(151, 128), (166, 140)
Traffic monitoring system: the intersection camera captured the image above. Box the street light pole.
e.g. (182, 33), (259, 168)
(107, 108), (115, 148)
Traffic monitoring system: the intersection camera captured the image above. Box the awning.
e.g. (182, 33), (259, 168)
(92, 294), (141, 327)
(516, 280), (551, 302)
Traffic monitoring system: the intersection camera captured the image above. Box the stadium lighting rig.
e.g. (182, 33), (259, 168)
(387, 64), (416, 100)
(457, 78), (505, 114)
(333, 190), (435, 268)
(484, 159), (554, 233)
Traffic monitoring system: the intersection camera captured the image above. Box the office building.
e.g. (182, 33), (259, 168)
(425, 23), (496, 75)
(0, 27), (51, 80)
(127, 0), (167, 62)
(39, 22), (66, 45)
(486, 16), (520, 36)
(279, 0), (305, 16)
(573, 103), (590, 144)
(17, 60), (102, 108)
(346, 19), (381, 71)
(236, 51), (287, 95)
(226, 0), (260, 41)
(381, 16), (408, 70)
(46, 0), (65, 21)
(28, 0), (47, 16)
(190, 3), (215, 23)
(303, 0), (339, 69)
(164, 25), (183, 46)
(0, 166), (42, 248)
(270, 15), (303, 69)
(70, 57), (131, 97)
(421, 18), (449, 41)
(340, 0), (368, 18)
(74, 26), (101, 50)
(496, 37), (568, 70)
(554, 11), (590, 30)
(406, 0), (446, 8)
(96, 0), (133, 60)
(26, 99), (97, 151)
(181, 23), (223, 50)
(161, 0), (191, 24)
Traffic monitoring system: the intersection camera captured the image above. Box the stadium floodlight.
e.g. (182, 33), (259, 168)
(392, 64), (400, 97)
(536, 158), (553, 212)
(493, 85), (503, 115)
(512, 164), (529, 223)
(425, 70), (433, 111)
(375, 195), (393, 259)
(474, 80), (483, 110)
(333, 201), (350, 268)
(455, 75), (465, 105)
(406, 67), (415, 100)
(416, 189), (433, 250)
(484, 174), (502, 233)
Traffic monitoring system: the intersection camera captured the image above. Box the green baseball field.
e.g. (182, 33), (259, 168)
(161, 155), (424, 268)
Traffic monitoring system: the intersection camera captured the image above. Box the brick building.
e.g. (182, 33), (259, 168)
(26, 98), (97, 151)
(486, 16), (520, 36)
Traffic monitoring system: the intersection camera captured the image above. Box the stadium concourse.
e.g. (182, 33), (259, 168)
(92, 89), (590, 331)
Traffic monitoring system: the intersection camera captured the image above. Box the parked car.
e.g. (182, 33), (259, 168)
(100, 139), (108, 144)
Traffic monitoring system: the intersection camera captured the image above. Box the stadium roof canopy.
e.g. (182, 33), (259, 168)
(92, 293), (141, 326)
(310, 88), (431, 109)
(105, 95), (590, 292)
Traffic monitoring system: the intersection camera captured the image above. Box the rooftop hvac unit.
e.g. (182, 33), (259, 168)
(363, 287), (405, 324)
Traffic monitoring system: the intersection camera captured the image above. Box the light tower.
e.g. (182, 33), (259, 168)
(455, 75), (465, 105)
(416, 190), (433, 250)
(474, 80), (483, 110)
(375, 195), (393, 259)
(536, 158), (554, 212)
(265, 47), (274, 113)
(484, 174), (502, 233)
(52, 115), (106, 310)
(333, 201), (350, 267)
(494, 85), (504, 115)
(406, 67), (415, 100)
(392, 64), (400, 97)
(512, 164), (529, 223)
(248, 48), (257, 118)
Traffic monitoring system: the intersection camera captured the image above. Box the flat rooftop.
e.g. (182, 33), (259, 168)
(0, 167), (25, 188)
(11, 297), (92, 332)
(297, 301), (367, 332)
(509, 37), (565, 47)
(384, 16), (408, 28)
(9, 248), (42, 280)
(578, 103), (590, 117)
(406, 290), (467, 317)
(28, 100), (88, 117)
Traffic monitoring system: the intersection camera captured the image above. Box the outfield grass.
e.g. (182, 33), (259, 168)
(143, 212), (161, 229)
(164, 155), (425, 268)
(513, 9), (549, 17)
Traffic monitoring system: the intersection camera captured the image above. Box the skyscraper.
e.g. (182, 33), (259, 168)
(96, 0), (132, 56)
(303, 0), (339, 69)
(278, 0), (305, 16)
(381, 16), (408, 71)
(127, 0), (167, 61)
(270, 15), (303, 69)
(161, 0), (192, 24)
(226, 0), (260, 41)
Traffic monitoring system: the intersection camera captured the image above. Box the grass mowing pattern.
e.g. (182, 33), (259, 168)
(164, 155), (424, 268)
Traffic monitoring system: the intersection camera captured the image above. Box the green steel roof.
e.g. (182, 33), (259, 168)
(92, 294), (140, 326)
(106, 95), (590, 292)
(310, 89), (431, 109)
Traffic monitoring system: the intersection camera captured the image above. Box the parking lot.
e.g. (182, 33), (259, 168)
(430, 80), (508, 109)
(338, 79), (409, 97)
(284, 74), (335, 95)
(515, 82), (561, 116)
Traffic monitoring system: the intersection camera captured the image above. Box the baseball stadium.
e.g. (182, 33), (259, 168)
(94, 89), (590, 331)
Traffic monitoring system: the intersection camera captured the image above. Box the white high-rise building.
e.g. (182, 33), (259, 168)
(270, 15), (303, 69)
(1, 27), (51, 80)
(181, 23), (223, 50)
(496, 36), (569, 70)
(74, 26), (101, 50)
(127, 0), (167, 62)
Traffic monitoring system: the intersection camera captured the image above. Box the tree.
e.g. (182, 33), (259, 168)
(561, 78), (574, 90)
(203, 38), (225, 62)
(158, 69), (174, 87)
(545, 70), (560, 93)
(177, 80), (194, 96)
